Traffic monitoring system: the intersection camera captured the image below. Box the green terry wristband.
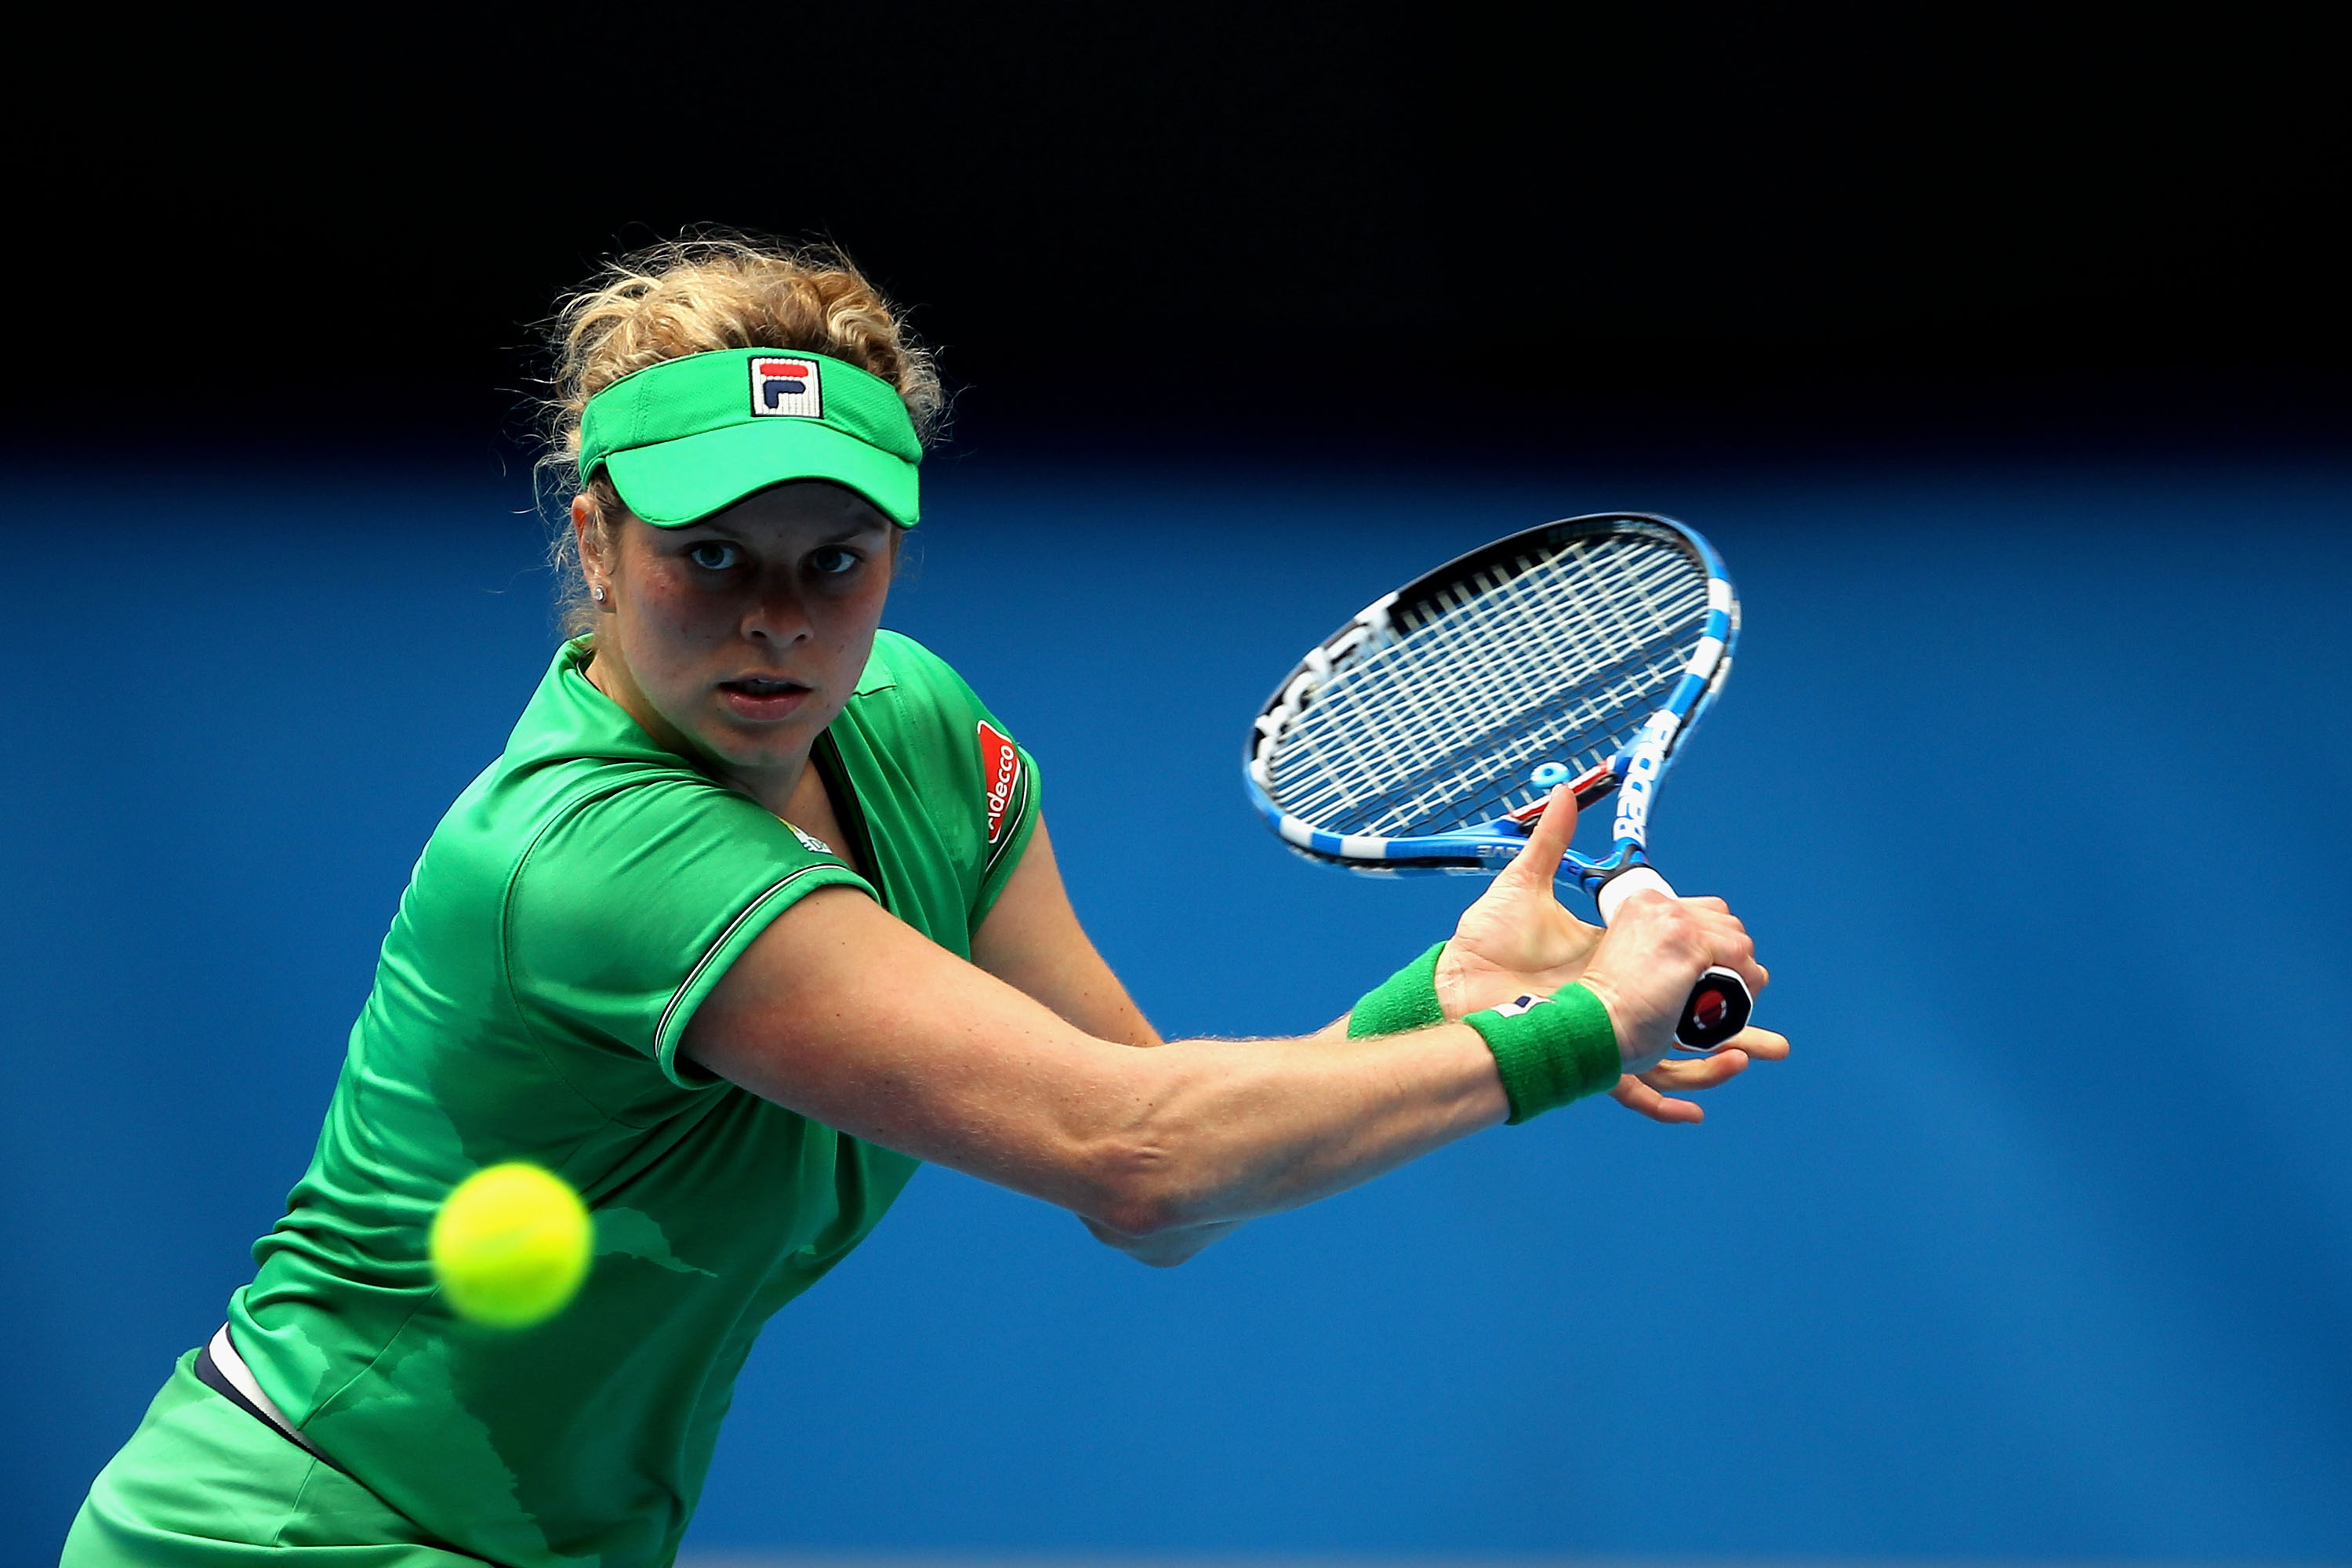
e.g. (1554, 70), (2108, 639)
(1462, 983), (1622, 1123)
(1346, 941), (1447, 1037)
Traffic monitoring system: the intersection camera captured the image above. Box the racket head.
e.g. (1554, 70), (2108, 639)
(1244, 512), (1737, 877)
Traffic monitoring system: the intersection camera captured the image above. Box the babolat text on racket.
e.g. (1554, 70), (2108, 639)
(1244, 511), (1751, 1052)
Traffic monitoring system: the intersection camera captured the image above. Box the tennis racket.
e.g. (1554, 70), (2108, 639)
(1244, 511), (1751, 1056)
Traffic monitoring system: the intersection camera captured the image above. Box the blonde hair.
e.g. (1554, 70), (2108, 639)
(536, 234), (942, 637)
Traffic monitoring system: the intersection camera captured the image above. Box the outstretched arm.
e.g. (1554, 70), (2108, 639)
(683, 788), (1773, 1258)
(685, 887), (1509, 1236)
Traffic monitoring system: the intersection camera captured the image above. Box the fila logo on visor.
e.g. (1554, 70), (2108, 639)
(749, 357), (822, 418)
(978, 721), (1021, 844)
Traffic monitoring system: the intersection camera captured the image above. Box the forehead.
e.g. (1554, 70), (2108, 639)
(684, 480), (892, 539)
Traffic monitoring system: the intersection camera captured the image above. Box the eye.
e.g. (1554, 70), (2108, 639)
(808, 546), (862, 576)
(687, 541), (741, 571)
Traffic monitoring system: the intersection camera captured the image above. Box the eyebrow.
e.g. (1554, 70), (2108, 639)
(676, 517), (887, 545)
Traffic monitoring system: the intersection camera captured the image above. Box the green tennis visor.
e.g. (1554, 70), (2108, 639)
(577, 348), (924, 528)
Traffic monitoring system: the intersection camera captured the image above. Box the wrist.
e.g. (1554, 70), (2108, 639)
(1574, 973), (1668, 1075)
(1347, 941), (1447, 1037)
(1461, 982), (1621, 1123)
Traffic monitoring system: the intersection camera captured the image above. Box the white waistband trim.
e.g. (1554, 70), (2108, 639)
(208, 1323), (327, 1459)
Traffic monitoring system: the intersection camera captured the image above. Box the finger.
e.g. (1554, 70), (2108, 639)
(1639, 1047), (1751, 1091)
(1508, 784), (1577, 884)
(1641, 1029), (1789, 1090)
(1610, 1073), (1706, 1124)
(1685, 907), (1769, 993)
(1725, 1025), (1789, 1061)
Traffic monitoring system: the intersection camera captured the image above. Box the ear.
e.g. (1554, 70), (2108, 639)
(570, 492), (599, 560)
(572, 494), (613, 604)
(569, 491), (607, 583)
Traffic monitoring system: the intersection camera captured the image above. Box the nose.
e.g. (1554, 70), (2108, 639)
(739, 570), (813, 646)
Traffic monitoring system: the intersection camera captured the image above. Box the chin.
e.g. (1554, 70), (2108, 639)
(711, 698), (837, 751)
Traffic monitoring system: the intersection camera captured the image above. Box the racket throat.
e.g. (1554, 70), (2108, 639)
(1502, 758), (1623, 826)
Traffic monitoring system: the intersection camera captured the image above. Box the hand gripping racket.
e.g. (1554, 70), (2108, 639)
(1244, 511), (1752, 1056)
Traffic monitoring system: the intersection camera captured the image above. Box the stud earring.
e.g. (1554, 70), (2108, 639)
(592, 584), (608, 603)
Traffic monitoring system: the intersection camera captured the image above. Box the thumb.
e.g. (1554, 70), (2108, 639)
(1507, 784), (1577, 884)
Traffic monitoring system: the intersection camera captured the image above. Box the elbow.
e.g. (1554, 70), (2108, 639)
(1078, 1133), (1196, 1240)
(1092, 1186), (1185, 1241)
(1080, 1212), (1201, 1266)
(1066, 1067), (1236, 1241)
(1131, 1245), (1200, 1269)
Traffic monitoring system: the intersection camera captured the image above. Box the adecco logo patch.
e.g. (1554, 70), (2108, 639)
(978, 721), (1021, 844)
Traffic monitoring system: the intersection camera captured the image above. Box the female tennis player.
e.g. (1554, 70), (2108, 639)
(64, 238), (1786, 1566)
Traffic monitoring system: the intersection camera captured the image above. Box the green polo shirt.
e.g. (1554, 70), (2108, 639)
(225, 631), (1038, 1566)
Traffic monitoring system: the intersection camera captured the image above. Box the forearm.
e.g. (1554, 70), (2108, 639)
(1049, 1022), (1509, 1234)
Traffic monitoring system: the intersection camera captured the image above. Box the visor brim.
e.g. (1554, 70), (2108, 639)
(603, 418), (919, 528)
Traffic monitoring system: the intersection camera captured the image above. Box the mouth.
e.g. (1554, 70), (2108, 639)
(716, 674), (815, 720)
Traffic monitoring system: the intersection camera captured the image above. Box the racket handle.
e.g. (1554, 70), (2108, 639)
(1593, 866), (1755, 1051)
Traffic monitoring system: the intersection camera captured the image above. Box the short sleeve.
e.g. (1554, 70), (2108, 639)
(848, 634), (1043, 930)
(504, 775), (874, 1089)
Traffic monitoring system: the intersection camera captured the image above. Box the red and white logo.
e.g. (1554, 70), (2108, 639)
(978, 720), (1021, 844)
(749, 356), (822, 419)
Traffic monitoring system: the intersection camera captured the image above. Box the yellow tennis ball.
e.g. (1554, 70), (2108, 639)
(429, 1162), (592, 1329)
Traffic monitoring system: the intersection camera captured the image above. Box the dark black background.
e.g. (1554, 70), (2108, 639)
(9, 3), (2343, 457)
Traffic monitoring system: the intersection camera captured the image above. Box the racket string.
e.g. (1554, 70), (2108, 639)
(1267, 532), (1709, 837)
(1286, 554), (1658, 826)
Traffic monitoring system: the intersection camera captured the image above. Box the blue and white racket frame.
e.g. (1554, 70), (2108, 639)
(1243, 512), (1752, 1054)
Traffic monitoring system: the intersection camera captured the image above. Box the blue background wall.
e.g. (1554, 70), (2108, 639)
(2, 451), (2347, 1563)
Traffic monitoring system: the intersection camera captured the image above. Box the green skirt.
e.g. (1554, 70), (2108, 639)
(62, 1349), (487, 1566)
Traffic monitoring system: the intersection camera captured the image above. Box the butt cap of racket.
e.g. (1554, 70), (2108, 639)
(1677, 965), (1752, 1050)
